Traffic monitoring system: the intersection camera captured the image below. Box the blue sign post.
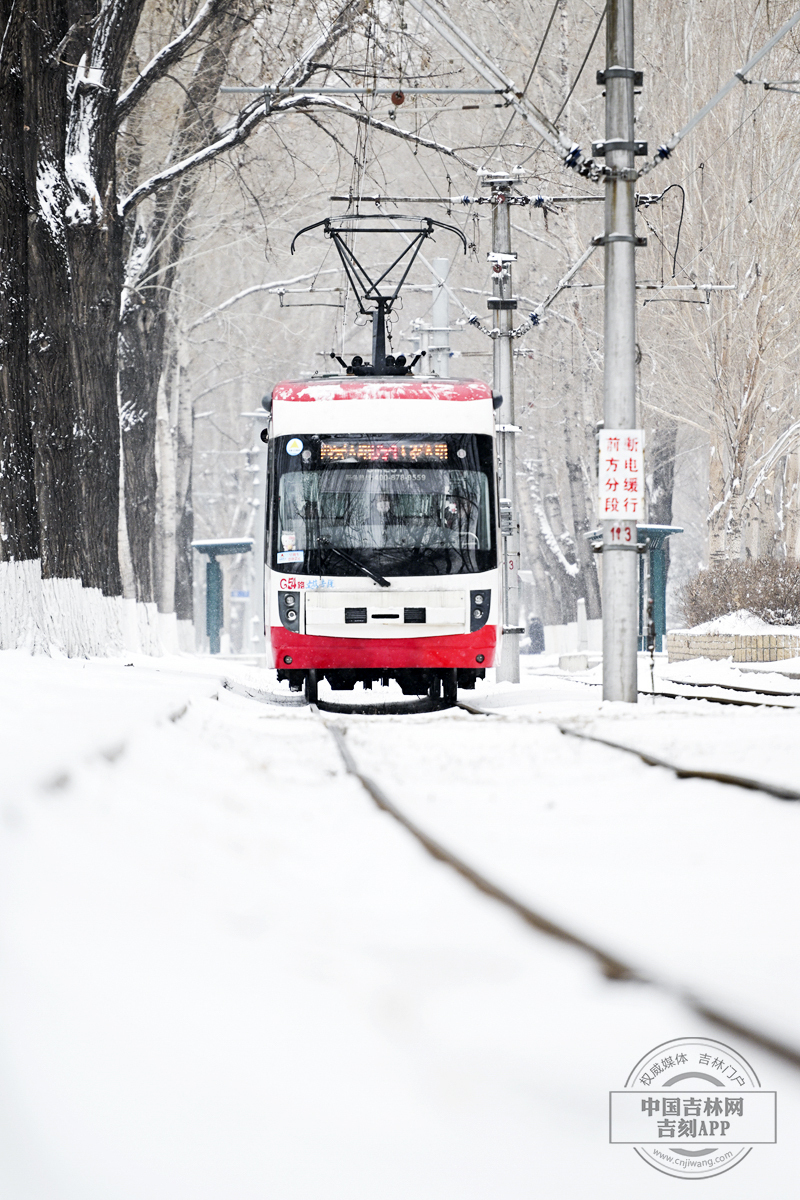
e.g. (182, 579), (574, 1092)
(191, 539), (254, 654)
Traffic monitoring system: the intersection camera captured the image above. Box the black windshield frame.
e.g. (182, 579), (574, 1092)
(269, 432), (497, 578)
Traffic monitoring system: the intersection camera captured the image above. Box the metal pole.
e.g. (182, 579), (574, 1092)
(486, 175), (521, 684)
(650, 541), (666, 653)
(206, 556), (223, 654)
(429, 256), (450, 378)
(601, 0), (638, 702)
(371, 299), (387, 370)
(250, 433), (268, 654)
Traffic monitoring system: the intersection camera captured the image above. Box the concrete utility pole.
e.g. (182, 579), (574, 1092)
(484, 173), (522, 684)
(428, 257), (451, 378)
(598, 0), (640, 702)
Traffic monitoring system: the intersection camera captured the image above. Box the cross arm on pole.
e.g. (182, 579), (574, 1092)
(639, 7), (800, 176)
(403, 0), (602, 180)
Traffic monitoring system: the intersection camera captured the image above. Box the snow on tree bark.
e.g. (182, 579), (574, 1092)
(0, 0), (39, 562)
(119, 4), (245, 604)
(59, 0), (149, 595)
(22, 0), (82, 581)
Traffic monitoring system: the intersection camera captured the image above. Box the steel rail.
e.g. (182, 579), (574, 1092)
(223, 677), (800, 1068)
(555, 724), (800, 802)
(646, 687), (799, 709)
(322, 716), (800, 1071)
(518, 673), (800, 710)
(658, 676), (800, 699)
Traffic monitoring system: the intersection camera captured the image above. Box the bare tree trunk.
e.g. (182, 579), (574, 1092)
(780, 449), (800, 558)
(119, 287), (160, 600)
(564, 455), (601, 615)
(647, 418), (678, 578)
(533, 462), (580, 625)
(66, 215), (124, 594)
(22, 0), (81, 579)
(517, 464), (563, 626)
(154, 348), (178, 613)
(120, 11), (243, 604)
(0, 0), (39, 561)
(60, 0), (148, 594)
(174, 342), (194, 622)
(564, 301), (602, 618)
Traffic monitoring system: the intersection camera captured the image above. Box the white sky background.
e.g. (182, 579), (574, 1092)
(1, 652), (800, 1197)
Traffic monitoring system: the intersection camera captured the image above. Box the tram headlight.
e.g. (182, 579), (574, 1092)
(278, 592), (302, 630)
(470, 589), (491, 632)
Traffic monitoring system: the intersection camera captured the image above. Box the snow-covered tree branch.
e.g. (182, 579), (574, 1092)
(116, 0), (228, 126)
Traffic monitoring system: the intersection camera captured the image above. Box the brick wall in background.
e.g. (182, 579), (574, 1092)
(667, 632), (800, 663)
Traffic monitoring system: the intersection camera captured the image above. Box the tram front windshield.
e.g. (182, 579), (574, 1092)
(272, 433), (496, 577)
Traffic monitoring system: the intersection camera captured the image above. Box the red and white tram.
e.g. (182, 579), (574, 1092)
(263, 373), (501, 705)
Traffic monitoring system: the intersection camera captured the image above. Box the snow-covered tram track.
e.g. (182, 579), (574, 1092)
(317, 710), (800, 1074)
(226, 673), (800, 803)
(457, 699), (800, 801)
(646, 686), (800, 709)
(554, 724), (800, 801)
(525, 672), (800, 709)
(224, 677), (800, 1070)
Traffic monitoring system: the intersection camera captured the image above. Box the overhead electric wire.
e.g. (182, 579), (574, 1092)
(639, 6), (800, 177)
(480, 0), (560, 168)
(518, 3), (607, 169)
(404, 0), (592, 172)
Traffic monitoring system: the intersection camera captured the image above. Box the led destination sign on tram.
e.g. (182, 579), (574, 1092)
(319, 440), (449, 463)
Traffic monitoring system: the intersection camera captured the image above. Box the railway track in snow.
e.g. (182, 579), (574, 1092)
(222, 673), (800, 1072)
(222, 674), (800, 801)
(321, 709), (800, 1074)
(531, 671), (800, 710)
(455, 696), (800, 801)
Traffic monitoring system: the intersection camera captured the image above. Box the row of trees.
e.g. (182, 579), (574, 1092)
(2, 0), (800, 639)
(508, 0), (800, 623)
(0, 0), (427, 603)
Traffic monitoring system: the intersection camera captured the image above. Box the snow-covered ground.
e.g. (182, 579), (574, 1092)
(2, 649), (800, 1198)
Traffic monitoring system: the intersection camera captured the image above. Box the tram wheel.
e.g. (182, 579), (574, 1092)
(305, 669), (319, 705)
(427, 674), (441, 701)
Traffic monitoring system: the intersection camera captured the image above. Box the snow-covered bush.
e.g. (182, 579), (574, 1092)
(681, 558), (800, 628)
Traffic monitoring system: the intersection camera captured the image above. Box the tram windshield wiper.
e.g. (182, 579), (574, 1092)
(317, 537), (391, 588)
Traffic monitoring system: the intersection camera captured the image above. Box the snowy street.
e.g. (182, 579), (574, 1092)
(2, 652), (800, 1199)
(6, 0), (800, 1196)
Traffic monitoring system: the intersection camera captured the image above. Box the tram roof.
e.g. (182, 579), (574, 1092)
(271, 376), (493, 405)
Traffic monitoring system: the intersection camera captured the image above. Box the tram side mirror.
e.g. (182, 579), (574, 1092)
(492, 392), (503, 411)
(261, 393), (273, 414)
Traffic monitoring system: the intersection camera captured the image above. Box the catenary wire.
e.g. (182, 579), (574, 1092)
(480, 0), (561, 169)
(518, 3), (607, 169)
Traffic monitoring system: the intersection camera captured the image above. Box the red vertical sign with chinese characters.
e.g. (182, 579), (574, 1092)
(598, 430), (644, 521)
